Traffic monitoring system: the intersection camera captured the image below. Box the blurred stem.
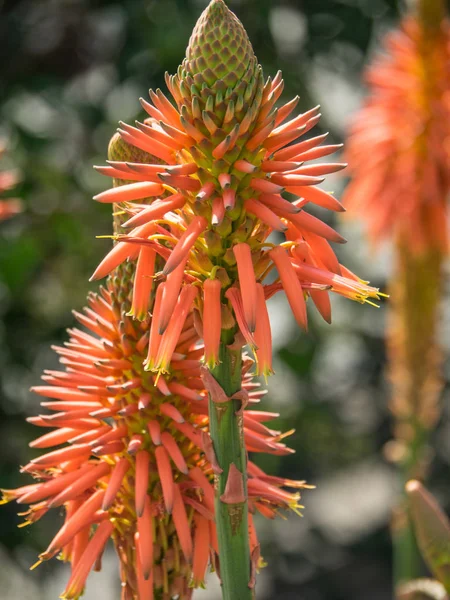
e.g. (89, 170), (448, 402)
(417, 0), (446, 30)
(393, 480), (421, 588)
(208, 338), (252, 600)
(392, 6), (448, 587)
(389, 242), (444, 595)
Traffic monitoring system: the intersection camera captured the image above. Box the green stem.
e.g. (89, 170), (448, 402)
(393, 477), (422, 590)
(208, 339), (253, 600)
(393, 425), (430, 591)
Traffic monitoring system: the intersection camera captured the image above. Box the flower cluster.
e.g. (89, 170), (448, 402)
(344, 15), (450, 253)
(91, 1), (380, 381)
(1, 266), (307, 599)
(2, 1), (380, 598)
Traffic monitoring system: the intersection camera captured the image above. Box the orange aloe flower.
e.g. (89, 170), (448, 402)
(1, 270), (309, 599)
(343, 3), (450, 462)
(344, 12), (450, 253)
(91, 0), (381, 375)
(2, 1), (382, 597)
(0, 141), (21, 221)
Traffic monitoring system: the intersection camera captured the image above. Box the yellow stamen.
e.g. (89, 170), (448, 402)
(30, 558), (43, 571)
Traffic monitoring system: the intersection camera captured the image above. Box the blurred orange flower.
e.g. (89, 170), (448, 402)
(0, 141), (21, 221)
(344, 16), (450, 253)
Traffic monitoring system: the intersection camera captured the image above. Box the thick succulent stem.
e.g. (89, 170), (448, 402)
(208, 339), (252, 600)
(389, 242), (444, 594)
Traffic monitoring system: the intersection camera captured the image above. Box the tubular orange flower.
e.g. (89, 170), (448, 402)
(233, 242), (258, 333)
(269, 246), (308, 330)
(162, 215), (207, 276)
(151, 284), (198, 376)
(203, 277), (222, 368)
(254, 283), (273, 380)
(129, 245), (156, 320)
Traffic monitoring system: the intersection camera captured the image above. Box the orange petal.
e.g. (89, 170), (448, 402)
(147, 419), (161, 446)
(29, 427), (78, 449)
(127, 434), (144, 455)
(310, 289), (332, 324)
(135, 531), (154, 600)
(122, 193), (185, 228)
(225, 287), (257, 348)
(232, 243), (258, 332)
(160, 432), (188, 474)
(203, 278), (222, 368)
(154, 285), (198, 374)
(264, 125), (307, 153)
(62, 520), (114, 599)
(271, 104), (320, 136)
(31, 443), (92, 468)
(102, 457), (130, 510)
(93, 181), (164, 203)
(49, 462), (110, 507)
(42, 489), (105, 560)
(70, 524), (90, 569)
(192, 514), (210, 587)
(211, 196), (225, 225)
(293, 185), (344, 212)
(155, 445), (174, 513)
(16, 464), (94, 505)
(162, 216), (207, 276)
(145, 282), (165, 371)
(245, 198), (287, 231)
(137, 495), (154, 580)
(89, 227), (147, 281)
(289, 210), (346, 244)
(158, 261), (187, 334)
(159, 403), (185, 424)
(171, 421), (203, 448)
(250, 177), (283, 195)
(135, 450), (151, 517)
(273, 132), (329, 161)
(172, 483), (193, 562)
(254, 283), (273, 379)
(269, 247), (308, 330)
(129, 246), (156, 320)
(295, 143), (342, 162)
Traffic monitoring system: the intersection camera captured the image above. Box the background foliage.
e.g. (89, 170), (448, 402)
(0, 0), (449, 598)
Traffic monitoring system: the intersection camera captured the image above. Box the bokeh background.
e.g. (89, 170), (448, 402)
(0, 0), (449, 598)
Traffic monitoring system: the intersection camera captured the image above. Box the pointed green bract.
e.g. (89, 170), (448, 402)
(407, 481), (450, 593)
